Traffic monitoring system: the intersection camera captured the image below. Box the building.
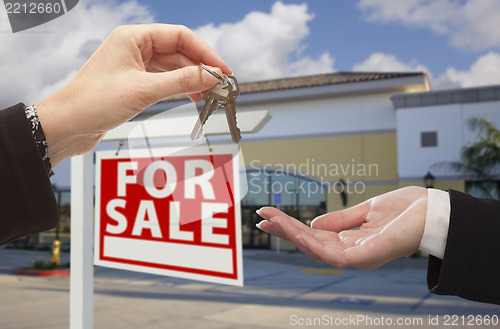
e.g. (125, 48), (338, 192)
(393, 84), (500, 196)
(42, 73), (500, 251)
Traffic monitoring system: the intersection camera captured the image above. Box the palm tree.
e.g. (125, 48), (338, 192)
(433, 117), (500, 199)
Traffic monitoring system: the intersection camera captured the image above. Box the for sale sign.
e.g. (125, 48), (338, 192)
(94, 145), (243, 286)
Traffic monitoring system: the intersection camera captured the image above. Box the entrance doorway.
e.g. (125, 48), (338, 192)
(241, 206), (270, 249)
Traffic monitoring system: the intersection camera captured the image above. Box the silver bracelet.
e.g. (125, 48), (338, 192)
(24, 104), (54, 177)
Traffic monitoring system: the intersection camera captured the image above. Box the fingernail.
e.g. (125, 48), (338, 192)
(256, 220), (265, 229)
(256, 208), (270, 221)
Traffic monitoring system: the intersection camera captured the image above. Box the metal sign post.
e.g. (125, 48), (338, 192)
(70, 153), (94, 329)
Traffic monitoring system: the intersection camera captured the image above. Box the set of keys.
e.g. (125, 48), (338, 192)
(190, 63), (241, 144)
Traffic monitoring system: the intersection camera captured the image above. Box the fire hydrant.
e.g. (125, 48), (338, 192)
(50, 240), (61, 266)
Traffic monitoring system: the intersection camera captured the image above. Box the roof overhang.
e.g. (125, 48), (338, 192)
(134, 72), (429, 120)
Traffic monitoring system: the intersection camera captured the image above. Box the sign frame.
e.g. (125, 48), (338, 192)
(94, 144), (244, 286)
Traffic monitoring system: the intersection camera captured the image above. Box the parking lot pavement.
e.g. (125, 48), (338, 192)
(0, 248), (498, 329)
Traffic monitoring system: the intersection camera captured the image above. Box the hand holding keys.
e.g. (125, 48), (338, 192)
(191, 63), (241, 143)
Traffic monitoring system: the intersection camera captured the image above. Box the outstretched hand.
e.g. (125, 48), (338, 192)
(256, 186), (428, 269)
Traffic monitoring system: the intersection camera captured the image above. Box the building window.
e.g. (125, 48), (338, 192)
(421, 131), (438, 147)
(241, 168), (326, 248)
(242, 169), (326, 219)
(466, 181), (500, 200)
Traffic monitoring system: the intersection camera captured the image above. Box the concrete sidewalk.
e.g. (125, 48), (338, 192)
(0, 249), (497, 328)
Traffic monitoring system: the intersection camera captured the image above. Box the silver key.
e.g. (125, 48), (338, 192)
(223, 75), (241, 143)
(190, 77), (230, 141)
(191, 65), (241, 143)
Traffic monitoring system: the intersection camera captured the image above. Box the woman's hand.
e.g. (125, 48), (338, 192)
(36, 24), (230, 166)
(257, 186), (428, 269)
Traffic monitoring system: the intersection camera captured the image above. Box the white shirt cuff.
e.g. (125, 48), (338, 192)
(418, 188), (451, 259)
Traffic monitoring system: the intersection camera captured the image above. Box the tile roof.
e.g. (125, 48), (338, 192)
(162, 71), (426, 102)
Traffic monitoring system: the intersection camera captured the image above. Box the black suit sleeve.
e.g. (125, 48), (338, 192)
(0, 103), (59, 245)
(427, 189), (500, 305)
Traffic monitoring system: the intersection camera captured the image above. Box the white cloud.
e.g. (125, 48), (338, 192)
(0, 0), (154, 109)
(288, 53), (335, 77)
(194, 1), (335, 82)
(434, 51), (500, 89)
(352, 52), (429, 73)
(0, 1), (336, 109)
(357, 0), (500, 52)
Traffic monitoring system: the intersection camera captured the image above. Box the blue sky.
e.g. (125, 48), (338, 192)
(111, 0), (500, 88)
(2, 0), (500, 109)
(137, 0), (472, 74)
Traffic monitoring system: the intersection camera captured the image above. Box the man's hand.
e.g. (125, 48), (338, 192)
(256, 186), (428, 269)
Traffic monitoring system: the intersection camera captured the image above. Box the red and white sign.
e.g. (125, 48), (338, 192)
(94, 145), (243, 286)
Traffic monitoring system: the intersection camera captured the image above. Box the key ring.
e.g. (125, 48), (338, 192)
(199, 63), (224, 81)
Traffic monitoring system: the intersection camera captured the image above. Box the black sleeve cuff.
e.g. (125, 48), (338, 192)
(0, 103), (59, 245)
(427, 189), (500, 305)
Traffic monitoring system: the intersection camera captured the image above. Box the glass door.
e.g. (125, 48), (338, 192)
(241, 206), (270, 249)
